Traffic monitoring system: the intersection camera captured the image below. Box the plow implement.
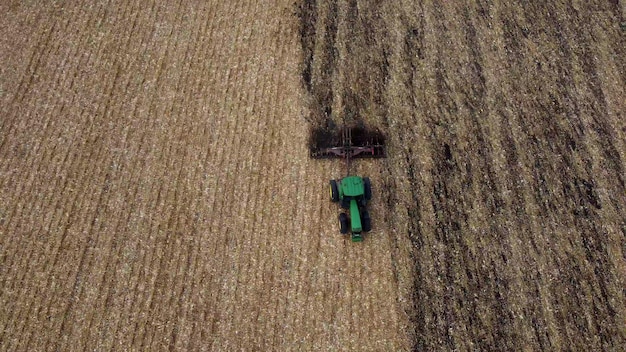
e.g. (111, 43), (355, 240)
(309, 126), (386, 161)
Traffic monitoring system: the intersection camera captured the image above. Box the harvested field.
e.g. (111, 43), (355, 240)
(0, 0), (625, 351)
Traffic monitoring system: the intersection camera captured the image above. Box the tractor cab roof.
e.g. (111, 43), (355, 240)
(341, 176), (364, 197)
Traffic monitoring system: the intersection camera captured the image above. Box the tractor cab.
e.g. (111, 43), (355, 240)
(330, 176), (372, 242)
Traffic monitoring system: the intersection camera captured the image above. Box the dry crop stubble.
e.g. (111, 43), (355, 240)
(1, 0), (625, 350)
(1, 0), (410, 351)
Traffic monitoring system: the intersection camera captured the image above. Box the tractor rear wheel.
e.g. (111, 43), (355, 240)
(363, 177), (372, 201)
(338, 213), (349, 234)
(330, 180), (339, 202)
(361, 210), (372, 232)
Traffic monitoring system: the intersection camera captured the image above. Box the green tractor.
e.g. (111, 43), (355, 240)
(311, 126), (385, 242)
(329, 176), (372, 242)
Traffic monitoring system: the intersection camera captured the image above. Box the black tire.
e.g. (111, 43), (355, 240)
(361, 209), (372, 232)
(363, 177), (372, 201)
(330, 180), (339, 202)
(338, 213), (349, 234)
(341, 196), (351, 209)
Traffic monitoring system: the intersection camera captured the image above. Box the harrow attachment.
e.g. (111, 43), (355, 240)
(309, 126), (386, 159)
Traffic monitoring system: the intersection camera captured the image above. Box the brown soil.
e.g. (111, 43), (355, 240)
(1, 0), (625, 351)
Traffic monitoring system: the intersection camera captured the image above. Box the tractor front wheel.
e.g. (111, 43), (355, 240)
(330, 180), (339, 202)
(338, 213), (349, 234)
